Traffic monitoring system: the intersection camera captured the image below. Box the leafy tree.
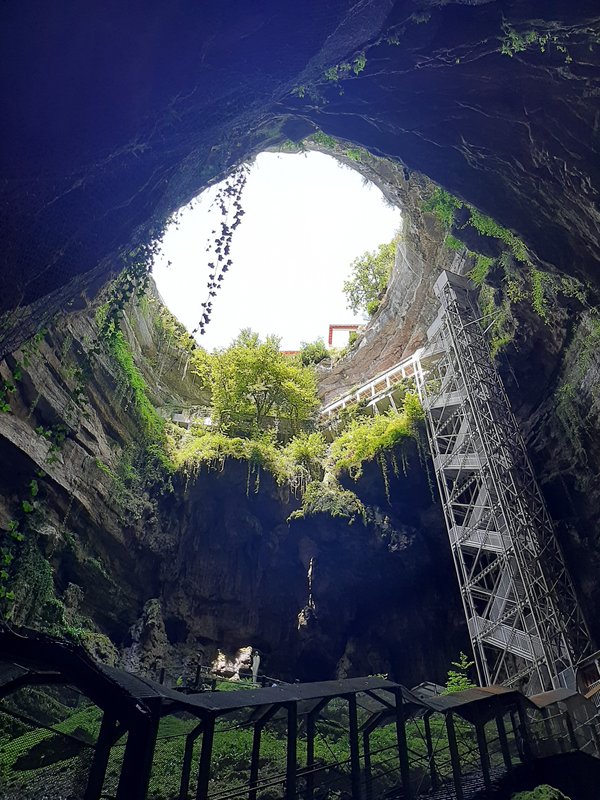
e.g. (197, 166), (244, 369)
(209, 329), (319, 435)
(442, 651), (476, 694)
(299, 338), (329, 366)
(342, 237), (397, 317)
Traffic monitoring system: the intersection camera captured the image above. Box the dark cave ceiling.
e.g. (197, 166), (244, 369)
(1, 0), (599, 356)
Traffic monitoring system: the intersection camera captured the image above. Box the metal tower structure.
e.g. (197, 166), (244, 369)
(415, 270), (592, 694)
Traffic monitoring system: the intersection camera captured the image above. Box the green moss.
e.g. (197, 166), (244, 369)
(467, 208), (530, 263)
(477, 284), (515, 357)
(530, 268), (552, 321)
(555, 314), (600, 459)
(511, 787), (570, 800)
(345, 148), (363, 161)
(108, 330), (166, 445)
(469, 254), (494, 286)
(311, 131), (336, 149)
(289, 481), (366, 525)
(173, 430), (286, 483)
(423, 188), (463, 228)
(329, 394), (424, 479)
(445, 234), (464, 252)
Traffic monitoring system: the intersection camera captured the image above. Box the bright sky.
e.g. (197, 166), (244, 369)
(153, 151), (400, 351)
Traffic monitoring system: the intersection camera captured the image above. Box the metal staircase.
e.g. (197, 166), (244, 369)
(320, 270), (593, 696)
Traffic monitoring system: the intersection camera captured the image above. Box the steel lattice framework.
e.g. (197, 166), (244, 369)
(414, 271), (592, 694)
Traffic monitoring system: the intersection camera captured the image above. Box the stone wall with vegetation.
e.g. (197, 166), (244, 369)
(0, 278), (467, 686)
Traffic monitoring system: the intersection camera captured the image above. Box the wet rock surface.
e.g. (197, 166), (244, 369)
(1, 2), (599, 355)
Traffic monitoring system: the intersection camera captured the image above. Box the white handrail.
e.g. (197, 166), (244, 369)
(320, 349), (422, 417)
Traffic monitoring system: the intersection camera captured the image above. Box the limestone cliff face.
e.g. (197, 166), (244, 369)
(499, 303), (600, 643)
(0, 290), (467, 687)
(0, 289), (207, 639)
(156, 456), (465, 685)
(316, 155), (469, 406)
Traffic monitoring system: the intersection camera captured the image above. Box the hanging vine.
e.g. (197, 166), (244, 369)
(194, 163), (250, 336)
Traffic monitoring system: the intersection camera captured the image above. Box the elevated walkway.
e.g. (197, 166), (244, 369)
(320, 351), (422, 418)
(1, 626), (599, 800)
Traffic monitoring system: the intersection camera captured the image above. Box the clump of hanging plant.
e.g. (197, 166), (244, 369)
(195, 164), (250, 337)
(329, 393), (424, 480)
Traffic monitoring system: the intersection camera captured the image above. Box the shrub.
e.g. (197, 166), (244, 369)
(299, 338), (329, 366)
(330, 394), (424, 479)
(343, 237), (397, 317)
(423, 188), (463, 228)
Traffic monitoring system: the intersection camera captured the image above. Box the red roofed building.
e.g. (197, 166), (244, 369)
(328, 324), (361, 348)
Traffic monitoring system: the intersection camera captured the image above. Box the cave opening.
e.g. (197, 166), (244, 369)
(152, 150), (399, 352)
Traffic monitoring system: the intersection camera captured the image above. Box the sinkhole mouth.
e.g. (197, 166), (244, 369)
(152, 149), (400, 354)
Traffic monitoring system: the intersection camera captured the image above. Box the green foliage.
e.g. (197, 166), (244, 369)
(477, 284), (515, 357)
(530, 269), (551, 321)
(443, 652), (476, 694)
(289, 481), (366, 525)
(0, 329), (47, 413)
(299, 338), (329, 366)
(282, 431), (327, 484)
(500, 24), (573, 64)
(323, 53), (366, 84)
(311, 131), (336, 149)
(352, 52), (367, 75)
(500, 26), (540, 56)
(35, 423), (69, 465)
(95, 237), (164, 342)
(155, 304), (197, 353)
(423, 188), (463, 228)
(511, 787), (570, 800)
(209, 330), (319, 436)
(329, 394), (424, 479)
(343, 238), (397, 316)
(174, 430), (286, 484)
(445, 234), (464, 252)
(174, 428), (326, 498)
(107, 330), (166, 444)
(469, 254), (495, 286)
(366, 299), (381, 316)
(467, 208), (530, 263)
(559, 275), (587, 304)
(555, 314), (600, 459)
(346, 148), (363, 162)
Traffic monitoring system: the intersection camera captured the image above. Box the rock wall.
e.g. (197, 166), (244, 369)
(1, 2), (599, 359)
(316, 153), (469, 406)
(0, 286), (467, 688)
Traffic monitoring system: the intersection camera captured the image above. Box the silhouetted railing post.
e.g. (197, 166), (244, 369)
(564, 712), (579, 750)
(285, 702), (298, 800)
(347, 694), (362, 800)
(363, 730), (373, 800)
(496, 713), (512, 770)
(445, 712), (463, 800)
(423, 712), (439, 790)
(116, 697), (160, 800)
(393, 688), (412, 800)
(196, 715), (215, 800)
(248, 723), (262, 800)
(474, 716), (492, 791)
(84, 712), (118, 800)
(179, 722), (203, 800)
